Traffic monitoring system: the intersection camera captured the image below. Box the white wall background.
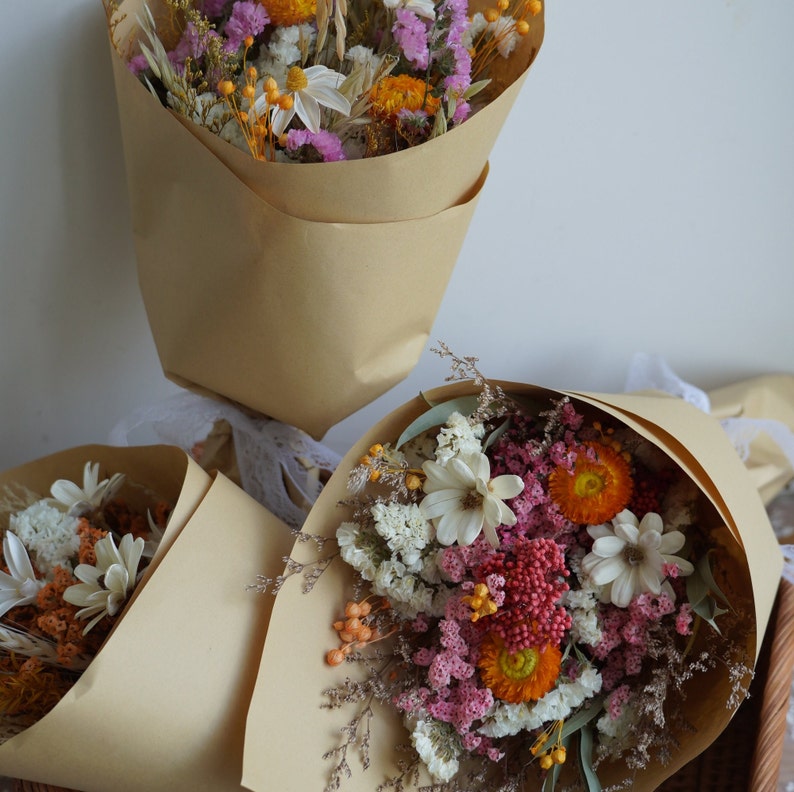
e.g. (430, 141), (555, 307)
(1, 0), (792, 469)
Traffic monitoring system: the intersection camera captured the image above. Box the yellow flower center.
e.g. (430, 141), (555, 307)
(259, 0), (316, 26)
(498, 645), (539, 681)
(573, 470), (606, 499)
(286, 66), (309, 93)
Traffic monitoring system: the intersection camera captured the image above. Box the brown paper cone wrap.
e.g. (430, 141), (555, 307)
(707, 374), (794, 505)
(244, 380), (784, 792)
(0, 445), (294, 792)
(107, 0), (544, 438)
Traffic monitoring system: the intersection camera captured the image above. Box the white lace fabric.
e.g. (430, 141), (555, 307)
(108, 392), (341, 530)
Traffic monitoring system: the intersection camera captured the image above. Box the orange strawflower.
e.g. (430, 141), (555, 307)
(259, 0), (316, 26)
(548, 442), (633, 525)
(369, 75), (441, 123)
(478, 632), (562, 704)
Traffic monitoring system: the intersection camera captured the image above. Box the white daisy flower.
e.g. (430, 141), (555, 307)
(0, 532), (43, 618)
(50, 461), (125, 515)
(581, 509), (695, 608)
(63, 533), (145, 634)
(262, 64), (351, 136)
(419, 451), (523, 548)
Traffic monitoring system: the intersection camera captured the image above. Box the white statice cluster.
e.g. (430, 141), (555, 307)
(479, 665), (603, 739)
(255, 24), (317, 84)
(433, 411), (485, 466)
(337, 502), (450, 618)
(562, 580), (603, 647)
(596, 699), (637, 751)
(407, 716), (461, 783)
(9, 502), (81, 575)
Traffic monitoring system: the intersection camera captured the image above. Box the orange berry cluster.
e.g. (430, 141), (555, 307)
(217, 38), (294, 161)
(358, 443), (424, 489)
(326, 598), (390, 666)
(530, 719), (567, 770)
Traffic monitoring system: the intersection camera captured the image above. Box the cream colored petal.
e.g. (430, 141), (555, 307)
(489, 474), (524, 500)
(465, 452), (491, 483)
(610, 568), (638, 608)
(3, 532), (37, 582)
(613, 521), (639, 545)
(435, 508), (464, 546)
(638, 512), (664, 536)
(586, 554), (626, 586)
(638, 563), (663, 595)
(591, 535), (626, 558)
(423, 460), (467, 491)
(456, 510), (485, 546)
(420, 489), (465, 519)
(658, 530), (685, 555)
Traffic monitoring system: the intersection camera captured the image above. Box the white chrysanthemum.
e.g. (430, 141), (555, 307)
(420, 451), (524, 547)
(409, 718), (460, 783)
(371, 501), (432, 570)
(562, 580), (603, 647)
(260, 23), (315, 68)
(345, 45), (379, 68)
(596, 696), (637, 753)
(50, 461), (125, 515)
(63, 533), (145, 634)
(0, 532), (43, 618)
(9, 502), (81, 575)
(480, 666), (603, 738)
(262, 64), (351, 136)
(581, 509), (695, 608)
(336, 522), (379, 580)
(433, 412), (485, 466)
(382, 0), (436, 19)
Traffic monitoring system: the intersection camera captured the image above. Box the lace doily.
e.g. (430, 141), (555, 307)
(109, 392), (341, 530)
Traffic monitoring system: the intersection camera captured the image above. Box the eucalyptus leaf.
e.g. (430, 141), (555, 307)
(578, 724), (602, 792)
(685, 567), (709, 608)
(691, 596), (727, 635)
(394, 396), (480, 449)
(559, 698), (604, 740)
(697, 550), (731, 605)
(482, 417), (512, 451)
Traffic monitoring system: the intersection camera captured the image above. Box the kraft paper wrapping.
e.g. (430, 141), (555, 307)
(107, 0), (545, 438)
(244, 379), (785, 792)
(708, 374), (794, 505)
(0, 445), (295, 792)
